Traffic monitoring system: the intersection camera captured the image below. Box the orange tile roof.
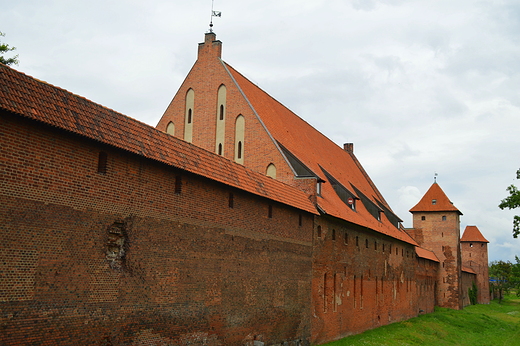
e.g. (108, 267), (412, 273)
(415, 247), (440, 262)
(461, 225), (489, 243)
(0, 64), (317, 215)
(462, 266), (477, 275)
(224, 63), (417, 246)
(409, 183), (462, 215)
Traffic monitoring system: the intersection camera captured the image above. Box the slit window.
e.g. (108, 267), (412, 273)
(219, 104), (224, 120)
(332, 229), (336, 241)
(97, 151), (108, 174)
(187, 108), (192, 124)
(218, 143), (223, 155)
(344, 232), (348, 245)
(228, 193), (234, 208)
(237, 141), (242, 159)
(174, 175), (182, 194)
(299, 214), (302, 226)
(268, 205), (273, 218)
(317, 226), (322, 238)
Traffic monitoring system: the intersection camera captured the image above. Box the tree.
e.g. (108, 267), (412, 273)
(512, 256), (520, 297)
(489, 260), (513, 303)
(0, 31), (19, 66)
(499, 168), (520, 238)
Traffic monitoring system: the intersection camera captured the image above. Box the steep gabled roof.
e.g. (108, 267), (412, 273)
(409, 182), (462, 215)
(415, 247), (440, 262)
(224, 63), (417, 246)
(0, 64), (317, 215)
(461, 225), (489, 243)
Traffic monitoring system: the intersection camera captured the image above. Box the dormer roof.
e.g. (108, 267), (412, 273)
(461, 225), (489, 243)
(409, 182), (462, 215)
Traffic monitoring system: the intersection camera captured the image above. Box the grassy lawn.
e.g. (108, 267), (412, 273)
(321, 294), (520, 346)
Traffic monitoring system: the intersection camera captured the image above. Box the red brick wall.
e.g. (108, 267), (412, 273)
(415, 258), (438, 314)
(310, 217), (420, 344)
(461, 271), (477, 307)
(461, 242), (490, 304)
(0, 112), (313, 345)
(156, 33), (296, 186)
(413, 211), (462, 310)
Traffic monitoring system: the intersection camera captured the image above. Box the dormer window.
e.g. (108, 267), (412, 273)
(432, 199), (437, 205)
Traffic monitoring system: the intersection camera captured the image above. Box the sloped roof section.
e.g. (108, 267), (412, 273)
(0, 64), (317, 215)
(409, 183), (462, 215)
(224, 63), (417, 246)
(461, 225), (489, 243)
(415, 247), (440, 262)
(462, 266), (477, 275)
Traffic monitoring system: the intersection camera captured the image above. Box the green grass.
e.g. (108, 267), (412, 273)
(321, 294), (520, 346)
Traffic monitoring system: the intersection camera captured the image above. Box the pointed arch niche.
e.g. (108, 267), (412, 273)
(166, 121), (175, 136)
(215, 84), (226, 155)
(184, 88), (194, 143)
(266, 163), (277, 179)
(234, 115), (245, 164)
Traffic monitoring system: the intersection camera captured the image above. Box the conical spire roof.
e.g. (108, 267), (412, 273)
(409, 182), (462, 215)
(461, 225), (489, 243)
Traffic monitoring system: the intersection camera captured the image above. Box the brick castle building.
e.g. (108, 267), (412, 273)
(0, 32), (489, 345)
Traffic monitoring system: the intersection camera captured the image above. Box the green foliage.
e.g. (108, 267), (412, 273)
(320, 294), (520, 346)
(499, 168), (520, 238)
(468, 281), (478, 305)
(489, 260), (514, 302)
(0, 31), (19, 66)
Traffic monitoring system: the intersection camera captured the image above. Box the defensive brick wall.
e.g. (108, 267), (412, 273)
(0, 111), (314, 345)
(310, 216), (422, 344)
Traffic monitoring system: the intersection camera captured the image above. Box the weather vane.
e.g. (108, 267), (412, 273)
(434, 172), (438, 183)
(209, 0), (221, 33)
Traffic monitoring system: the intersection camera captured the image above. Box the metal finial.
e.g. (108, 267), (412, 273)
(209, 0), (221, 33)
(434, 172), (438, 183)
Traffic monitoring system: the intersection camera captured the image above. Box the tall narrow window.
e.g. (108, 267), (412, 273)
(215, 85), (227, 154)
(344, 232), (348, 245)
(365, 239), (369, 248)
(166, 121), (175, 135)
(299, 214), (302, 226)
(174, 175), (182, 194)
(268, 205), (273, 218)
(356, 236), (359, 247)
(97, 151), (107, 174)
(317, 225), (322, 238)
(333, 273), (337, 312)
(184, 89), (194, 142)
(234, 115), (245, 164)
(332, 229), (336, 241)
(228, 193), (234, 208)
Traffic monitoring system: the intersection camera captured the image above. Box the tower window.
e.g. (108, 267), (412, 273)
(356, 236), (359, 247)
(187, 108), (192, 124)
(219, 104), (224, 120)
(97, 151), (108, 174)
(218, 143), (223, 155)
(365, 239), (369, 248)
(268, 205), (273, 218)
(344, 232), (348, 245)
(332, 229), (336, 241)
(432, 199), (437, 205)
(317, 226), (322, 238)
(299, 214), (302, 226)
(421, 216), (426, 220)
(442, 215), (446, 221)
(470, 243), (473, 247)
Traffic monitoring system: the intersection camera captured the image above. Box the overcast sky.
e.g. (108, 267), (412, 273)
(2, 0), (519, 263)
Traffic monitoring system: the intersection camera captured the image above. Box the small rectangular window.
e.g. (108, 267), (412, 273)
(442, 215), (447, 221)
(228, 193), (234, 208)
(174, 175), (182, 194)
(97, 151), (107, 174)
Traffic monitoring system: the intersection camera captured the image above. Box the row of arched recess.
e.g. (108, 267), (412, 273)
(165, 86), (277, 178)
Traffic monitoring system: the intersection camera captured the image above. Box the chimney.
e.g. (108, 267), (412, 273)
(198, 32), (222, 60)
(343, 143), (354, 153)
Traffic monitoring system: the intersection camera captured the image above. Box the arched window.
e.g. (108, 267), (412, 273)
(166, 122), (175, 135)
(266, 163), (277, 179)
(215, 85), (227, 154)
(184, 89), (194, 143)
(234, 115), (245, 164)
